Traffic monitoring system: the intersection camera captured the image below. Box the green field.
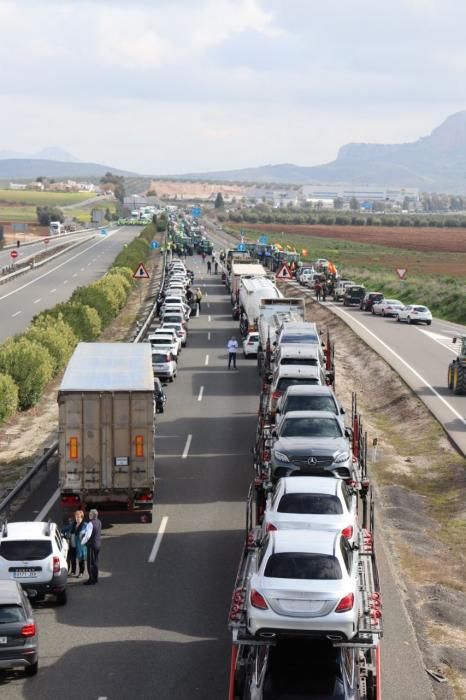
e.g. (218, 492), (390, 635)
(0, 190), (93, 206)
(231, 226), (466, 324)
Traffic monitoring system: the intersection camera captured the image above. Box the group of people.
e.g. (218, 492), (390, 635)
(61, 508), (102, 585)
(205, 252), (219, 275)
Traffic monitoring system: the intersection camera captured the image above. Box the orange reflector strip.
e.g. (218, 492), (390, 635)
(69, 437), (78, 460)
(135, 435), (144, 458)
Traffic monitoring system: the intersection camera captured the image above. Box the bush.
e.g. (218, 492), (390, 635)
(0, 338), (54, 410)
(0, 373), (19, 423)
(71, 283), (116, 328)
(37, 303), (102, 341)
(26, 316), (77, 374)
(106, 266), (133, 291)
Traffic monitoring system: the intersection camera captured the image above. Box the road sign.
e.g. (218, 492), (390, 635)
(236, 243), (247, 251)
(99, 228), (108, 236)
(44, 238), (50, 245)
(133, 262), (150, 279)
(276, 262), (292, 279)
(396, 268), (407, 280)
(191, 207), (202, 218)
(10, 250), (18, 260)
(150, 240), (160, 249)
(258, 235), (268, 245)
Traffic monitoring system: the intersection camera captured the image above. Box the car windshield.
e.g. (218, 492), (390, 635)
(413, 306), (428, 312)
(0, 541), (52, 561)
(281, 417), (342, 438)
(280, 333), (319, 344)
(285, 396), (337, 413)
(386, 299), (401, 305)
(151, 338), (173, 344)
(277, 378), (319, 392)
(278, 493), (343, 515)
(0, 604), (26, 624)
(280, 358), (318, 366)
(264, 553), (342, 580)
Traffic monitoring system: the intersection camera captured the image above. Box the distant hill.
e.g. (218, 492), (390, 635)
(0, 146), (80, 162)
(0, 158), (134, 179)
(174, 111), (466, 192)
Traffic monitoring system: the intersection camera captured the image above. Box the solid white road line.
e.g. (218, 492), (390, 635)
(63, 280), (68, 284)
(35, 488), (60, 521)
(205, 354), (209, 366)
(207, 332), (211, 341)
(50, 288), (56, 293)
(198, 386), (204, 401)
(73, 273), (77, 277)
(11, 311), (22, 317)
(33, 298), (41, 304)
(148, 516), (169, 563)
(208, 315), (211, 322)
(182, 433), (192, 459)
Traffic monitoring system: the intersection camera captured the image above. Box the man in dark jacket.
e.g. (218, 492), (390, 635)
(81, 509), (102, 585)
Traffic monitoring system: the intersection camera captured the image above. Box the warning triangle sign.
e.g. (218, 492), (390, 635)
(276, 263), (292, 280)
(133, 262), (150, 279)
(396, 267), (407, 280)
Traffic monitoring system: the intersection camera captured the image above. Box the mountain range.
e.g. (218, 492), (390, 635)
(176, 111), (466, 192)
(0, 146), (80, 162)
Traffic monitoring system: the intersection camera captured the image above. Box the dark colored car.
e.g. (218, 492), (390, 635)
(153, 377), (167, 413)
(360, 292), (384, 311)
(343, 286), (366, 307)
(0, 580), (39, 676)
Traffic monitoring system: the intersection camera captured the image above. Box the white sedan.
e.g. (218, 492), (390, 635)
(247, 530), (359, 640)
(396, 304), (432, 325)
(243, 332), (259, 357)
(371, 298), (404, 317)
(262, 476), (358, 545)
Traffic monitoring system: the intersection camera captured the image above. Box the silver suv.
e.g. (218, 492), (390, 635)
(0, 522), (68, 605)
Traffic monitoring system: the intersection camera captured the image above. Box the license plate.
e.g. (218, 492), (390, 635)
(0, 637), (7, 644)
(13, 570), (37, 578)
(280, 599), (321, 613)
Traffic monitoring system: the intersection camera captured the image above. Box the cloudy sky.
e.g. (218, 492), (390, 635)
(1, 0), (466, 174)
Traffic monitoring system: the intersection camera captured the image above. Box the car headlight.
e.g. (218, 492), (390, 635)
(334, 451), (350, 464)
(274, 450), (290, 463)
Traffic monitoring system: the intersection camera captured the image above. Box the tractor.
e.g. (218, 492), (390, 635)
(448, 335), (466, 395)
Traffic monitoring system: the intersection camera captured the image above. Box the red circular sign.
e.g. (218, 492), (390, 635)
(10, 250), (18, 259)
(44, 238), (50, 245)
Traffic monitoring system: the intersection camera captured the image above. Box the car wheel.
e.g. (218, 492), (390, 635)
(396, 315), (400, 322)
(25, 661), (39, 677)
(371, 308), (376, 315)
(382, 310), (385, 317)
(427, 321), (432, 325)
(56, 589), (67, 606)
(407, 317), (411, 324)
(169, 375), (174, 383)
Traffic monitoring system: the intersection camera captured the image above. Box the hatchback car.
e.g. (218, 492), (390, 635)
(270, 411), (352, 480)
(161, 322), (187, 346)
(371, 299), (404, 317)
(0, 580), (38, 675)
(269, 367), (326, 416)
(343, 286), (366, 307)
(396, 304), (432, 325)
(247, 530), (359, 640)
(0, 521), (68, 605)
(360, 292), (384, 311)
(263, 477), (358, 545)
(152, 350), (177, 382)
(148, 331), (181, 358)
(243, 332), (259, 358)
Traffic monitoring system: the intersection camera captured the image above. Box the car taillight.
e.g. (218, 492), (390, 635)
(335, 592), (354, 612)
(272, 390), (282, 400)
(341, 525), (353, 539)
(250, 589), (268, 610)
(53, 556), (60, 574)
(136, 491), (153, 502)
(21, 623), (36, 637)
(266, 523), (277, 532)
(61, 494), (80, 506)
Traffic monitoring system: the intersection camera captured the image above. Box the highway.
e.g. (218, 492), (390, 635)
(0, 229), (99, 269)
(0, 226), (145, 341)
(1, 257), (433, 699)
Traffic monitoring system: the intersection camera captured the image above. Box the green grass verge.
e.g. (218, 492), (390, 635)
(0, 190), (93, 206)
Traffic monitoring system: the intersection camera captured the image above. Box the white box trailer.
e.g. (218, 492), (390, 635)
(58, 343), (155, 523)
(239, 276), (283, 331)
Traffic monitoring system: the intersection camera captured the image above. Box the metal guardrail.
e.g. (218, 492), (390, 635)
(0, 442), (58, 518)
(0, 229), (169, 518)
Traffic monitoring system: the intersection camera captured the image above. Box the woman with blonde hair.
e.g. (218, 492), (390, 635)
(62, 510), (87, 577)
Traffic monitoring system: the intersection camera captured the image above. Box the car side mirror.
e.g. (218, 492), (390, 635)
(453, 337), (457, 344)
(271, 429), (278, 438)
(340, 408), (345, 414)
(344, 427), (352, 439)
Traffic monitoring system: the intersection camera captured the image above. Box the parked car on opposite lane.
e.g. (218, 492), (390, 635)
(0, 580), (39, 675)
(360, 292), (384, 311)
(396, 304), (432, 325)
(371, 298), (404, 317)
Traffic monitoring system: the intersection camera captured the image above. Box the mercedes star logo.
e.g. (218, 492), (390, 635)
(307, 457), (318, 465)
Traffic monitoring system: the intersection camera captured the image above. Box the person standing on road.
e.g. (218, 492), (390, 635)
(195, 288), (203, 314)
(207, 260), (212, 274)
(201, 252), (206, 263)
(321, 282), (327, 302)
(81, 509), (102, 585)
(227, 336), (238, 369)
(315, 280), (322, 301)
(62, 510), (87, 578)
(214, 260), (218, 274)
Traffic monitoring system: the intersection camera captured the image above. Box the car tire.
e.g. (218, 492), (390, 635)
(407, 317), (411, 324)
(427, 321), (432, 325)
(396, 315), (400, 322)
(371, 308), (376, 315)
(56, 589), (67, 606)
(25, 661), (39, 677)
(382, 310), (386, 317)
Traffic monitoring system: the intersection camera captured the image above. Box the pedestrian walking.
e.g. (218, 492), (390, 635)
(321, 282), (327, 301)
(201, 252), (206, 263)
(227, 336), (238, 369)
(207, 260), (212, 274)
(81, 509), (102, 585)
(62, 510), (87, 577)
(195, 288), (203, 314)
(315, 280), (322, 301)
(214, 261), (218, 274)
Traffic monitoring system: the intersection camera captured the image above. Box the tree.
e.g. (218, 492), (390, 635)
(36, 206), (64, 226)
(100, 172), (125, 203)
(214, 192), (225, 209)
(333, 197), (344, 210)
(146, 189), (157, 196)
(349, 197), (360, 211)
(104, 207), (112, 221)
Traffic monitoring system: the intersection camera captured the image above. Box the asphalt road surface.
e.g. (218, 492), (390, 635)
(0, 229), (99, 269)
(0, 226), (146, 342)
(0, 256), (434, 699)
